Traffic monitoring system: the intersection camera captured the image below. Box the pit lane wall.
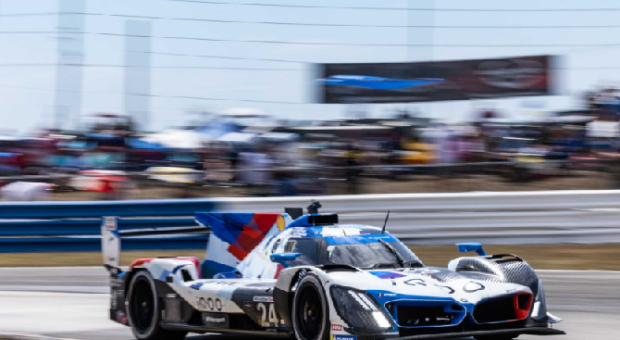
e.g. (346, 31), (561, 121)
(2, 190), (620, 252)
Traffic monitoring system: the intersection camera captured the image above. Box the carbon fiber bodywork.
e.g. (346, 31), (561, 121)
(448, 255), (538, 292)
(447, 254), (547, 322)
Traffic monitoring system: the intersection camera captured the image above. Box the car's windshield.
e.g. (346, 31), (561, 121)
(283, 237), (423, 269)
(326, 243), (401, 268)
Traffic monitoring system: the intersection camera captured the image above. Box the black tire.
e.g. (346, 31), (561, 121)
(292, 274), (330, 340)
(126, 271), (187, 340)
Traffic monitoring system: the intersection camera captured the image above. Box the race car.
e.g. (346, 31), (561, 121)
(102, 201), (564, 340)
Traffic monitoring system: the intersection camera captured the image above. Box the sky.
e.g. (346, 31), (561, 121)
(1, 0), (620, 134)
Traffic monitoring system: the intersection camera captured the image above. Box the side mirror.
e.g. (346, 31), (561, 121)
(270, 253), (302, 268)
(456, 243), (487, 256)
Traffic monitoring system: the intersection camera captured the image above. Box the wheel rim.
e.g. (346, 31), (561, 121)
(296, 285), (323, 340)
(130, 277), (155, 333)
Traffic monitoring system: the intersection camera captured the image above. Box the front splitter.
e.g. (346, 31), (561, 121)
(389, 327), (565, 340)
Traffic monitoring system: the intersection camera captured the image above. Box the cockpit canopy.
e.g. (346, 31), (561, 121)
(277, 227), (424, 269)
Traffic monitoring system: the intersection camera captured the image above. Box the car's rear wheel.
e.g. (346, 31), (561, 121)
(127, 271), (187, 340)
(292, 274), (330, 340)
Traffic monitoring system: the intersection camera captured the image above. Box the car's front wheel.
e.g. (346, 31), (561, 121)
(292, 273), (330, 340)
(126, 271), (186, 340)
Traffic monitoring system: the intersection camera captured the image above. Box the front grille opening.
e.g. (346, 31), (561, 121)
(473, 297), (516, 323)
(395, 305), (458, 327)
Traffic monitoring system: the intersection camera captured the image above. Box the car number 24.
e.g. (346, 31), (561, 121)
(256, 302), (279, 327)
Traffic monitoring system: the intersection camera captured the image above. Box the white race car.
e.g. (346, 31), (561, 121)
(102, 202), (564, 340)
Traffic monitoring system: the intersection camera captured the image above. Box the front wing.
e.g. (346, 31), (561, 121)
(388, 327), (565, 340)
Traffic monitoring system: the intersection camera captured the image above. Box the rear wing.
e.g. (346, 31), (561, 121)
(101, 203), (316, 276)
(101, 216), (210, 270)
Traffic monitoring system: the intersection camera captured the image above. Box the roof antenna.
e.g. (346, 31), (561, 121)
(382, 211), (391, 233)
(307, 200), (322, 214)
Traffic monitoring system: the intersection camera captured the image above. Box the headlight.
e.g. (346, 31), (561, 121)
(330, 286), (393, 334)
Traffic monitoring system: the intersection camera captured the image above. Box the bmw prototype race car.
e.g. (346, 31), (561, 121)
(102, 202), (564, 340)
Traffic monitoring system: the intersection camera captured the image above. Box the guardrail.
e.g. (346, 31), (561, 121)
(0, 199), (216, 253)
(0, 199), (216, 218)
(1, 190), (620, 253)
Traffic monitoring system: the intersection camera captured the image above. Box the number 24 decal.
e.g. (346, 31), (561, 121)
(256, 303), (278, 326)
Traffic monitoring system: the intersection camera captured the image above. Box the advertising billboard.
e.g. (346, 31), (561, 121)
(314, 55), (555, 104)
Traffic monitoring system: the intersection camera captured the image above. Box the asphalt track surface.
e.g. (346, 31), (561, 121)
(0, 267), (617, 340)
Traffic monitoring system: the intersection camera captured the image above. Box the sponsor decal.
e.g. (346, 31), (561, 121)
(463, 282), (485, 293)
(205, 316), (226, 323)
(212, 282), (237, 286)
(203, 313), (229, 328)
(110, 293), (116, 309)
(344, 228), (361, 236)
(291, 227), (308, 237)
(475, 59), (545, 90)
(104, 216), (117, 231)
(377, 293), (396, 298)
(198, 297), (224, 311)
(276, 215), (286, 231)
(253, 296), (274, 303)
(434, 284), (455, 294)
(332, 335), (356, 340)
(322, 228), (345, 237)
(412, 268), (440, 275)
(115, 311), (127, 324)
(243, 301), (253, 312)
(197, 298), (207, 309)
(331, 324), (343, 331)
(404, 279), (427, 287)
(110, 278), (124, 287)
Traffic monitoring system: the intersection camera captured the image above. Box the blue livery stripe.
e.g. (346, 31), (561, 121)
(190, 282), (205, 290)
(369, 271), (407, 279)
(172, 264), (188, 274)
(158, 269), (170, 281)
(324, 234), (398, 245)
